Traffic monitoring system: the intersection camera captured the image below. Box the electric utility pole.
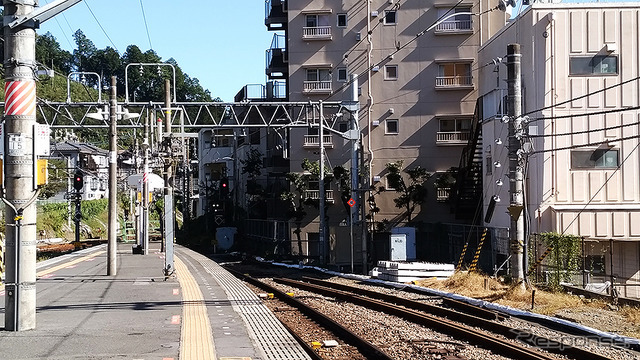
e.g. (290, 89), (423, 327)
(507, 44), (525, 284)
(163, 79), (175, 276)
(2, 0), (38, 331)
(108, 76), (118, 275)
(3, 0), (82, 331)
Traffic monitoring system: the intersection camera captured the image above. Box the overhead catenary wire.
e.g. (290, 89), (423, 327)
(84, 0), (119, 53)
(139, 0), (153, 51)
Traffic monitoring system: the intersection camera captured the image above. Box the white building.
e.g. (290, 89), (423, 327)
(478, 2), (640, 297)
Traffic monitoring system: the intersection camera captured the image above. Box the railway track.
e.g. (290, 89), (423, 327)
(228, 267), (569, 360)
(280, 276), (615, 360)
(226, 267), (393, 360)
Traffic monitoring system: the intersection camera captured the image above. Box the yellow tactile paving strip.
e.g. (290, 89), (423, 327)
(175, 256), (216, 360)
(0, 250), (105, 293)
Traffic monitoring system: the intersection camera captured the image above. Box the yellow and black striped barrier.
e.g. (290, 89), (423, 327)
(456, 241), (470, 272)
(527, 246), (553, 275)
(469, 228), (488, 272)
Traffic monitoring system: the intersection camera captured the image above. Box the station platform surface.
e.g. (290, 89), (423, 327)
(0, 242), (311, 360)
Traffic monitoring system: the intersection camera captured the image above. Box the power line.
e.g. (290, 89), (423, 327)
(522, 75), (640, 117)
(323, 0), (491, 101)
(139, 0), (153, 50)
(529, 133), (640, 155)
(529, 119), (640, 138)
(558, 140), (640, 235)
(83, 0), (119, 53)
(529, 105), (640, 124)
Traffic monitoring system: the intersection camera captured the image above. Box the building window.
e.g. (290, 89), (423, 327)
(304, 14), (331, 39)
(569, 55), (618, 75)
(383, 10), (397, 25)
(486, 156), (493, 175)
(436, 63), (472, 87)
(386, 119), (398, 134)
(337, 13), (347, 27)
(337, 67), (348, 82)
(249, 129), (261, 145)
(435, 7), (472, 32)
(384, 65), (398, 80)
(437, 117), (472, 143)
(339, 122), (348, 132)
(585, 255), (606, 275)
(571, 149), (619, 169)
(304, 68), (332, 93)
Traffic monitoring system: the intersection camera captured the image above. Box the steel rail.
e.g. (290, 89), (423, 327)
(225, 268), (394, 360)
(302, 276), (505, 321)
(297, 277), (617, 360)
(275, 278), (613, 360)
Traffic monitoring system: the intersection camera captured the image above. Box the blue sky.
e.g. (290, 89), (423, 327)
(38, 0), (274, 102)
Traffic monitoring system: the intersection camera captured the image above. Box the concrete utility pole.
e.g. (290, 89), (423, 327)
(318, 101), (326, 265)
(108, 76), (118, 275)
(506, 44), (525, 284)
(349, 74), (360, 273)
(142, 113), (150, 255)
(3, 0), (38, 331)
(163, 79), (175, 276)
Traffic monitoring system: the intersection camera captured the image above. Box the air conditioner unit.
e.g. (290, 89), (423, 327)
(372, 66), (380, 72)
(371, 10), (379, 17)
(373, 175), (381, 182)
(372, 120), (380, 126)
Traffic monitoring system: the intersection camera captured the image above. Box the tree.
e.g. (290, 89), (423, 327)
(240, 148), (265, 218)
(36, 32), (73, 74)
(332, 165), (352, 217)
(385, 160), (431, 223)
(72, 30), (97, 73)
(281, 171), (309, 259)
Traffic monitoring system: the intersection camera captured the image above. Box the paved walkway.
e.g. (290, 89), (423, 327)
(0, 242), (310, 360)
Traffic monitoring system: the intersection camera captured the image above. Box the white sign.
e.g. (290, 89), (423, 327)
(8, 133), (30, 156)
(34, 124), (51, 156)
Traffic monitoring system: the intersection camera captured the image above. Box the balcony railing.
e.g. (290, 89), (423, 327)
(435, 75), (473, 88)
(303, 26), (332, 40)
(434, 20), (472, 32)
(436, 131), (471, 144)
(303, 135), (333, 148)
(436, 187), (451, 202)
(304, 189), (335, 203)
(303, 80), (331, 93)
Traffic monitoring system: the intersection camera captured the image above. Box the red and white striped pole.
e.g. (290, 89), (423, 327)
(3, 0), (38, 331)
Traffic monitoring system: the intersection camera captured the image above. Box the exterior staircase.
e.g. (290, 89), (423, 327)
(450, 99), (484, 223)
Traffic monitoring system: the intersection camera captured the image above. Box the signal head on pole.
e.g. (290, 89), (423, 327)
(73, 170), (84, 191)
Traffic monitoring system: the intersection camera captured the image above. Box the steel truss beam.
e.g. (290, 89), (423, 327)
(18, 101), (353, 131)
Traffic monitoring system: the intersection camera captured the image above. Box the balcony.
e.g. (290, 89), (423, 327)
(303, 134), (333, 148)
(303, 80), (331, 94)
(435, 76), (473, 89)
(304, 189), (335, 203)
(436, 131), (470, 145)
(266, 46), (288, 79)
(434, 20), (472, 33)
(303, 26), (332, 40)
(265, 0), (287, 31)
(436, 187), (451, 202)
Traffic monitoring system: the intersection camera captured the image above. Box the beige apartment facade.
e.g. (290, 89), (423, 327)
(266, 0), (508, 266)
(478, 3), (640, 297)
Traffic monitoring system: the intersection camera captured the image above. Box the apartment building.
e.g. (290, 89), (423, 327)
(478, 2), (640, 297)
(254, 0), (511, 266)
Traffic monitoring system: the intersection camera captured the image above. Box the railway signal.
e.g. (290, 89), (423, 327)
(73, 171), (84, 191)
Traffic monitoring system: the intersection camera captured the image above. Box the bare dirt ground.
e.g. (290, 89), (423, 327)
(415, 272), (640, 339)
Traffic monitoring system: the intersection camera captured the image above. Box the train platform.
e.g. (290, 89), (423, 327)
(0, 242), (311, 360)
